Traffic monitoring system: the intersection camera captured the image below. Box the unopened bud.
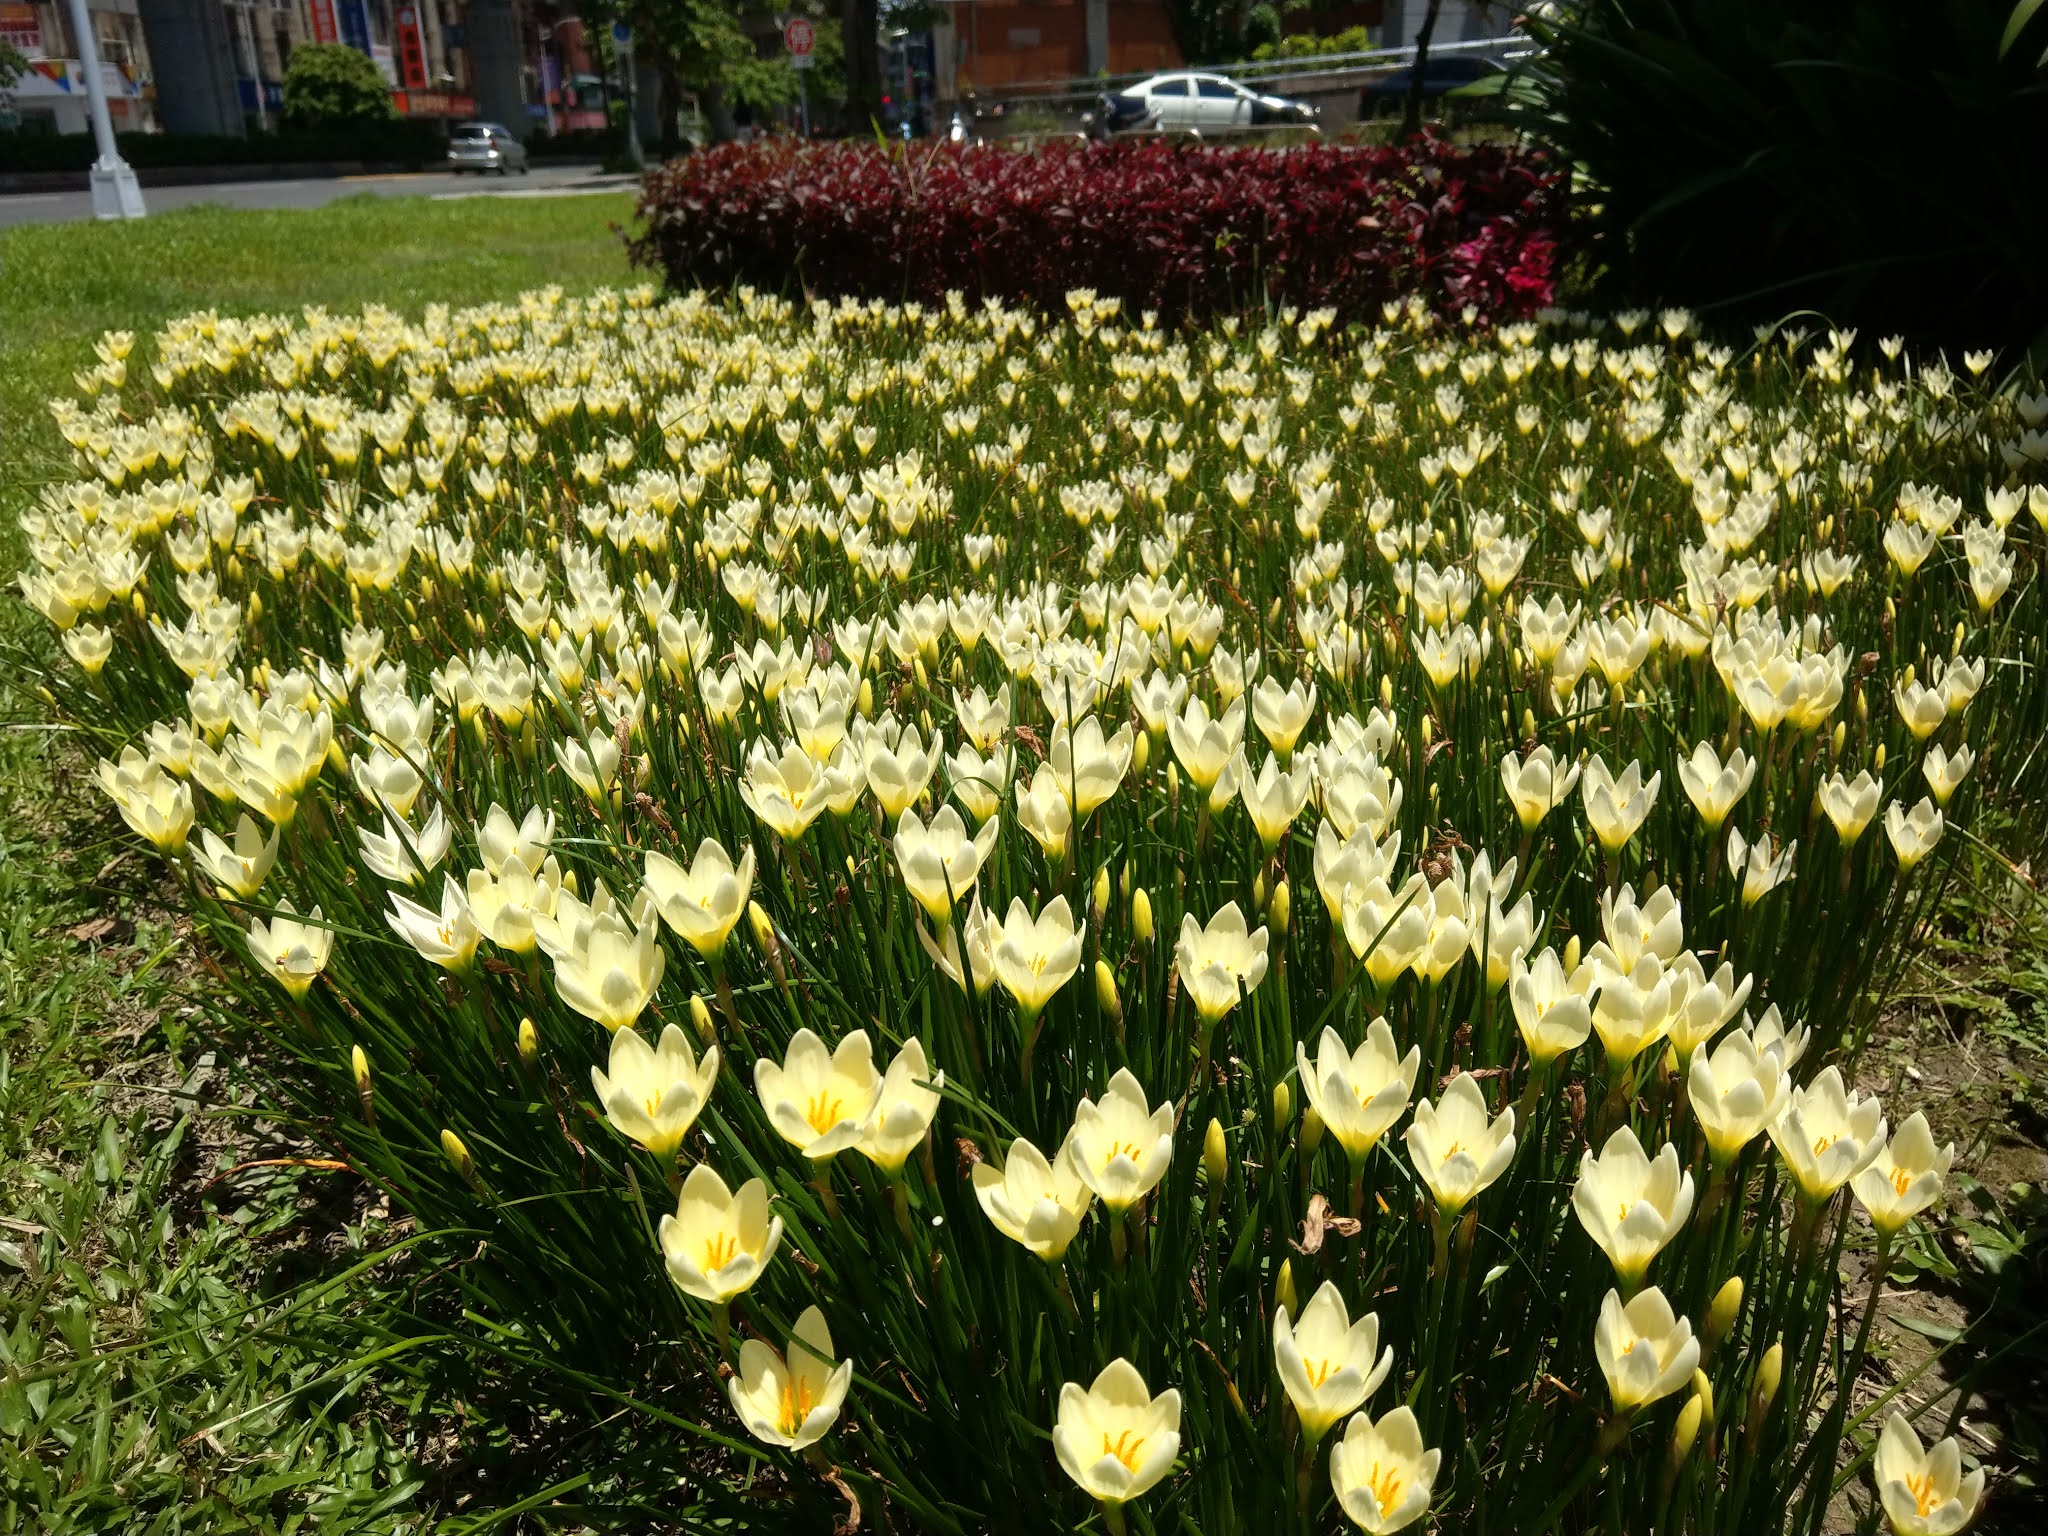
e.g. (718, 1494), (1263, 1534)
(1301, 1104), (1326, 1157)
(690, 994), (717, 1046)
(1380, 674), (1394, 708)
(1272, 1079), (1292, 1131)
(1203, 1118), (1228, 1186)
(1830, 721), (1846, 758)
(748, 900), (775, 952)
(1166, 761), (1180, 807)
(516, 1017), (539, 1064)
(1689, 1368), (1714, 1427)
(1669, 1394), (1704, 1471)
(1269, 878), (1291, 934)
(1253, 870), (1267, 912)
(1563, 933), (1582, 972)
(858, 678), (875, 717)
(1132, 730), (1150, 772)
(440, 1128), (475, 1183)
(1092, 863), (1111, 922)
(1094, 959), (1122, 1021)
(1132, 887), (1154, 943)
(1521, 706), (1536, 739)
(1275, 1257), (1298, 1317)
(1745, 1341), (1784, 1440)
(1873, 742), (1886, 772)
(1704, 1276), (1744, 1353)
(351, 1044), (375, 1123)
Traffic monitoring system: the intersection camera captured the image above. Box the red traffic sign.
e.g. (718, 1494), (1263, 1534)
(784, 17), (814, 57)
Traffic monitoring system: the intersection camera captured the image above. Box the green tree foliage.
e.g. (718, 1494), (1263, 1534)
(1514, 0), (2048, 352)
(280, 42), (395, 129)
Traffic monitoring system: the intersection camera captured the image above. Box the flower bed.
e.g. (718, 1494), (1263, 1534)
(18, 288), (2042, 1533)
(627, 138), (1574, 323)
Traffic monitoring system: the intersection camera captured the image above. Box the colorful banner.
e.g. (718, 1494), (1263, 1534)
(308, 0), (339, 46)
(394, 5), (429, 90)
(0, 1), (41, 58)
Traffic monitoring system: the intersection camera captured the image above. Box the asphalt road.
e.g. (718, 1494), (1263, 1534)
(0, 164), (639, 229)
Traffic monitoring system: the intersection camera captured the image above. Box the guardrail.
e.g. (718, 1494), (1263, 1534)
(972, 33), (1537, 108)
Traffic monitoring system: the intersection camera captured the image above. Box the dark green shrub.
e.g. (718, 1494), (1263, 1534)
(281, 41), (396, 129)
(1514, 0), (2048, 354)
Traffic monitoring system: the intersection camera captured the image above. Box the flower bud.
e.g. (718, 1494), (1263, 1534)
(1689, 1368), (1714, 1427)
(1275, 1257), (1298, 1317)
(1272, 1079), (1292, 1132)
(516, 1017), (539, 1064)
(1253, 870), (1267, 912)
(1745, 1341), (1784, 1441)
(1203, 1118), (1228, 1186)
(1092, 863), (1111, 923)
(1704, 1276), (1744, 1354)
(690, 993), (717, 1046)
(1269, 878), (1290, 934)
(1563, 933), (1581, 972)
(1669, 1394), (1704, 1471)
(351, 1044), (374, 1121)
(747, 900), (775, 952)
(1094, 959), (1122, 1021)
(1132, 730), (1150, 772)
(1301, 1104), (1326, 1157)
(440, 1128), (475, 1182)
(1131, 887), (1154, 943)
(858, 678), (874, 717)
(1830, 721), (1846, 759)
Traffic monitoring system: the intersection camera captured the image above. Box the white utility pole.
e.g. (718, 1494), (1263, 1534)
(235, 1), (268, 133)
(64, 0), (145, 218)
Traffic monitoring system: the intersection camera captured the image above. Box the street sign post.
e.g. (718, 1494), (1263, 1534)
(784, 17), (814, 136)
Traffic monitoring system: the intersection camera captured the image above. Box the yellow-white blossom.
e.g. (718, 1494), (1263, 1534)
(728, 1304), (853, 1451)
(591, 1022), (720, 1157)
(1053, 1358), (1181, 1507)
(658, 1162), (781, 1303)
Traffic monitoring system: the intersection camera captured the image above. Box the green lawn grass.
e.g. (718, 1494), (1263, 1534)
(1, 191), (637, 1536)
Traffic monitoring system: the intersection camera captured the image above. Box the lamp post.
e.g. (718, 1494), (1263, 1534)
(63, 0), (144, 219)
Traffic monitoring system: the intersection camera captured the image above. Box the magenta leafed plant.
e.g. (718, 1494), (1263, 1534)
(628, 138), (1578, 322)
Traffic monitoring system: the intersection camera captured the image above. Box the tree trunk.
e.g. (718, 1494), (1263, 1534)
(701, 78), (738, 145)
(842, 0), (882, 130)
(1400, 0), (1445, 140)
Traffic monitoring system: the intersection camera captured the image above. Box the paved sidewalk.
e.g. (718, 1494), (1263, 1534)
(0, 166), (639, 229)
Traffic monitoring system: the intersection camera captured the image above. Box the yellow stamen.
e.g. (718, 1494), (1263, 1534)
(1305, 1357), (1335, 1388)
(702, 1231), (738, 1271)
(1890, 1166), (1913, 1197)
(804, 1091), (846, 1135)
(1905, 1470), (1941, 1518)
(1103, 1429), (1146, 1470)
(779, 1371), (818, 1437)
(1366, 1460), (1404, 1513)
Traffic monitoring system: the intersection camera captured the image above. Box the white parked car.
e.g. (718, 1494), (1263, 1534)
(1102, 73), (1318, 135)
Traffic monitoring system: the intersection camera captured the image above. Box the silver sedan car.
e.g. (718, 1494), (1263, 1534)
(447, 122), (530, 175)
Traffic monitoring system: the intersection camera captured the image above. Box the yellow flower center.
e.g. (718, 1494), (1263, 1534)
(1906, 1470), (1940, 1518)
(1105, 1139), (1144, 1168)
(1890, 1166), (1913, 1197)
(1102, 1429), (1146, 1471)
(436, 923), (456, 948)
(805, 1091), (847, 1136)
(1366, 1460), (1404, 1513)
(1305, 1357), (1336, 1389)
(778, 1372), (818, 1438)
(1813, 1132), (1838, 1157)
(1443, 1140), (1465, 1161)
(702, 1231), (738, 1271)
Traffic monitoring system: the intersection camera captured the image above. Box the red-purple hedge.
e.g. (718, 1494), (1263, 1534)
(627, 137), (1577, 323)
